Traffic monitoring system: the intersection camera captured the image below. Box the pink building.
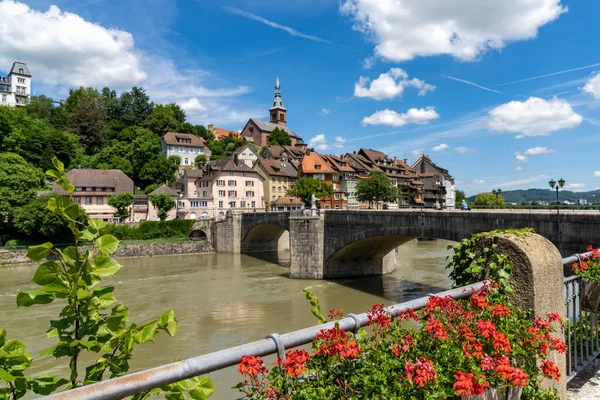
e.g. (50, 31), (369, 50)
(177, 155), (265, 219)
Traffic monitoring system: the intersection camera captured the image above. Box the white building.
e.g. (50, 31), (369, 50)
(161, 132), (211, 168)
(0, 62), (31, 107)
(234, 144), (259, 168)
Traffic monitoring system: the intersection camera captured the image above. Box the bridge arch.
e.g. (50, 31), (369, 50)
(189, 229), (208, 240)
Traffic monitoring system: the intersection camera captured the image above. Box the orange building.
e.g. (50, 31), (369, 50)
(298, 150), (347, 209)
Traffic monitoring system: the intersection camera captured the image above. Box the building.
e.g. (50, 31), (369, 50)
(161, 132), (210, 168)
(323, 155), (359, 210)
(176, 155), (265, 219)
(271, 196), (304, 211)
(0, 62), (31, 107)
(53, 169), (134, 221)
(298, 150), (347, 209)
(263, 145), (306, 163)
(147, 185), (181, 221)
(419, 172), (447, 208)
(411, 155), (456, 209)
(207, 124), (241, 142)
(234, 144), (259, 168)
(239, 77), (304, 147)
(256, 158), (298, 205)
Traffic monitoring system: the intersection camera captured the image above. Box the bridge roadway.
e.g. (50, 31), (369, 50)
(192, 209), (600, 279)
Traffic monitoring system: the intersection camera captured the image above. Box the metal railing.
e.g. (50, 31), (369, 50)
(563, 248), (600, 381)
(41, 282), (488, 399)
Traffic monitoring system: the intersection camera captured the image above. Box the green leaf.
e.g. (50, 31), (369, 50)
(89, 219), (108, 231)
(33, 261), (62, 286)
(93, 256), (122, 278)
(77, 289), (93, 301)
(1, 340), (26, 356)
(159, 310), (178, 336)
(29, 375), (66, 395)
(63, 203), (80, 221)
(0, 368), (15, 383)
(16, 291), (55, 307)
(51, 157), (64, 171)
(26, 243), (53, 262)
(135, 322), (159, 344)
(78, 229), (96, 242)
(95, 292), (117, 310)
(0, 329), (5, 348)
(46, 169), (60, 179)
(96, 235), (120, 256)
(186, 377), (214, 400)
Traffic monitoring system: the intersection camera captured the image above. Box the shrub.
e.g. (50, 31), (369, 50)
(100, 220), (194, 241)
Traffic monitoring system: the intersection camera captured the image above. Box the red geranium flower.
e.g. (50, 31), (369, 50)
(276, 350), (310, 377)
(541, 360), (560, 380)
(238, 355), (267, 377)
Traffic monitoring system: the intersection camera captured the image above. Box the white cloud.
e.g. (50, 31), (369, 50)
(411, 148), (424, 158)
(455, 146), (476, 154)
(432, 143), (449, 152)
(524, 146), (555, 155)
(178, 97), (207, 114)
(334, 136), (346, 148)
(582, 73), (600, 99)
(321, 108), (330, 115)
(565, 183), (585, 191)
(473, 179), (486, 184)
(362, 107), (440, 127)
(341, 0), (566, 63)
(354, 68), (435, 100)
(488, 97), (582, 137)
(594, 171), (600, 177)
(515, 166), (523, 172)
(515, 152), (528, 162)
(308, 134), (330, 151)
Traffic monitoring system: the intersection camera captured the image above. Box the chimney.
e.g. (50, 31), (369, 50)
(353, 150), (356, 154)
(306, 148), (311, 156)
(404, 157), (408, 164)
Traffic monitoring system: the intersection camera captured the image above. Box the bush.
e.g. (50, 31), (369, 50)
(100, 219), (194, 240)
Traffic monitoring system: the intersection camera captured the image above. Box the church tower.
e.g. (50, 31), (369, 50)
(269, 76), (287, 126)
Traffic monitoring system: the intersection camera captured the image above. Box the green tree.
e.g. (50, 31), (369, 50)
(287, 178), (333, 205)
(0, 153), (44, 223)
(142, 104), (184, 136)
(144, 183), (160, 195)
(88, 141), (134, 177)
(195, 154), (207, 167)
(25, 95), (56, 121)
(267, 127), (292, 146)
(108, 193), (135, 222)
(456, 190), (469, 207)
(473, 192), (506, 208)
(65, 87), (106, 153)
(119, 87), (153, 126)
(12, 193), (88, 239)
(150, 193), (176, 221)
(355, 171), (398, 209)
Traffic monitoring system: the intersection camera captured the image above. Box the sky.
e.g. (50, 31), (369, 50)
(1, 0), (599, 196)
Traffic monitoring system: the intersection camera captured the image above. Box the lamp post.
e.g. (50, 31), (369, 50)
(492, 188), (502, 207)
(549, 178), (566, 238)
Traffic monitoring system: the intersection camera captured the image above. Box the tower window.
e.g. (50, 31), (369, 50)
(271, 113), (277, 121)
(249, 127), (254, 133)
(19, 68), (24, 74)
(279, 113), (284, 121)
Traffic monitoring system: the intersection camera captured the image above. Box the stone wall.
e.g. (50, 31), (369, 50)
(0, 240), (214, 266)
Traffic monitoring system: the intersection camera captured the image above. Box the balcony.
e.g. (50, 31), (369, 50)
(15, 91), (28, 97)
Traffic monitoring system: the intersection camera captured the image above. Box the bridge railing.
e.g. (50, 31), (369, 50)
(40, 281), (488, 400)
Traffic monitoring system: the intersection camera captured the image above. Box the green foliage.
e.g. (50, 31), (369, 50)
(149, 194), (176, 221)
(143, 103), (185, 136)
(571, 247), (600, 282)
(456, 189), (468, 206)
(302, 289), (327, 324)
(7, 157), (212, 398)
(355, 171), (398, 208)
(100, 220), (194, 240)
(144, 184), (160, 195)
(446, 228), (535, 294)
(0, 153), (44, 223)
(267, 127), (291, 146)
(287, 178), (333, 205)
(65, 87), (106, 154)
(107, 193), (135, 222)
(473, 192), (506, 208)
(194, 155), (207, 166)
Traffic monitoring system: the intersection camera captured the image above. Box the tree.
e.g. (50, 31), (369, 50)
(12, 193), (88, 239)
(195, 154), (207, 167)
(65, 87), (106, 153)
(150, 193), (176, 221)
(108, 193), (135, 222)
(142, 103), (184, 136)
(456, 190), (468, 206)
(0, 152), (44, 223)
(267, 127), (292, 146)
(119, 87), (153, 126)
(356, 171), (398, 209)
(287, 177), (333, 205)
(473, 192), (505, 208)
(25, 95), (55, 121)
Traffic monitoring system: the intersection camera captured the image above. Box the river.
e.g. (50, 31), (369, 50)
(0, 239), (455, 399)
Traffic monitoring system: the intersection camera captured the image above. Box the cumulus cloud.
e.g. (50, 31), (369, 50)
(432, 143), (449, 152)
(515, 166), (523, 171)
(594, 171), (600, 177)
(321, 108), (331, 115)
(524, 147), (555, 155)
(473, 179), (486, 184)
(455, 146), (476, 154)
(582, 73), (600, 99)
(334, 136), (346, 148)
(411, 148), (424, 158)
(308, 134), (330, 151)
(178, 97), (207, 114)
(515, 152), (528, 162)
(488, 97), (582, 137)
(341, 0), (566, 63)
(565, 183), (585, 191)
(362, 107), (439, 127)
(354, 68), (435, 100)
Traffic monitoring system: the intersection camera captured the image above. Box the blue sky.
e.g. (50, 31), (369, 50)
(1, 0), (599, 196)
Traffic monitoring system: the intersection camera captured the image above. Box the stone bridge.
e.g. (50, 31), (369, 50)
(193, 210), (600, 279)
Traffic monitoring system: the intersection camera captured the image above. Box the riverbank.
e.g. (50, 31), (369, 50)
(0, 239), (214, 265)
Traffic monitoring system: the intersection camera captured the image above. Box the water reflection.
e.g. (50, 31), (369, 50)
(0, 238), (455, 399)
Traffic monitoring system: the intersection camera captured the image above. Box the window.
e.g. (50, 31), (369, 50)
(19, 68), (23, 74)
(17, 78), (25, 83)
(229, 201), (236, 208)
(178, 201), (185, 208)
(218, 201), (223, 208)
(272, 186), (276, 191)
(242, 172), (247, 177)
(194, 191), (197, 196)
(272, 196), (276, 200)
(246, 191), (254, 197)
(76, 187), (83, 192)
(228, 180), (236, 186)
(279, 113), (284, 121)
(313, 174), (325, 181)
(85, 197), (92, 204)
(1, 95), (5, 102)
(97, 197), (103, 205)
(335, 205), (340, 209)
(228, 190), (237, 197)
(315, 165), (321, 170)
(190, 201), (208, 208)
(203, 190), (208, 197)
(217, 180), (225, 186)
(245, 181), (254, 186)
(184, 158), (189, 165)
(333, 175), (339, 182)
(218, 190), (225, 197)
(249, 127), (254, 133)
(334, 194), (340, 200)
(251, 201), (256, 208)
(86, 187), (93, 192)
(241, 201), (247, 208)
(278, 187), (282, 193)
(75, 197), (81, 204)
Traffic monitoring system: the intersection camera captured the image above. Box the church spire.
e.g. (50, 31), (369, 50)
(270, 75), (287, 125)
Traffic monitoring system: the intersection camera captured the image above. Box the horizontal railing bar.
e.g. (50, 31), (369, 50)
(562, 249), (598, 267)
(41, 282), (488, 400)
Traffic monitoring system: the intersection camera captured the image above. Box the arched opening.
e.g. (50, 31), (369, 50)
(190, 229), (208, 241)
(188, 212), (197, 220)
(242, 224), (290, 266)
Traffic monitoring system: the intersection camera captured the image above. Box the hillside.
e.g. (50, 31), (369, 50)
(468, 188), (600, 203)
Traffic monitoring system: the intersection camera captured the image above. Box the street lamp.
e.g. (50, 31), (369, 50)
(492, 189), (502, 207)
(549, 178), (566, 237)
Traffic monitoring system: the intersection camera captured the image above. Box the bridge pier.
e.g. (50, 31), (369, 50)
(289, 215), (324, 279)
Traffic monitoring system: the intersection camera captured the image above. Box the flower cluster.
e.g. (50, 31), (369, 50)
(572, 245), (600, 281)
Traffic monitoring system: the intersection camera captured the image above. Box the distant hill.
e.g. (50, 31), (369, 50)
(468, 188), (600, 204)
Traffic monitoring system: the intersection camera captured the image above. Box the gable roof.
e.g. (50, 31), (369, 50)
(10, 62), (31, 77)
(345, 152), (377, 172)
(235, 144), (258, 156)
(214, 127), (240, 140)
(149, 184), (179, 196)
(300, 151), (335, 174)
(249, 119), (299, 139)
(273, 196), (303, 206)
(209, 155), (257, 173)
(257, 158), (298, 178)
(162, 132), (207, 148)
(184, 169), (204, 179)
(411, 155), (453, 180)
(321, 155), (356, 173)
(53, 169), (133, 195)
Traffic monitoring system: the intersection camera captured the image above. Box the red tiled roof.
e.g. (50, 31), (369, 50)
(162, 132), (206, 147)
(257, 158), (298, 178)
(214, 128), (240, 140)
(300, 151), (335, 174)
(273, 196), (304, 205)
